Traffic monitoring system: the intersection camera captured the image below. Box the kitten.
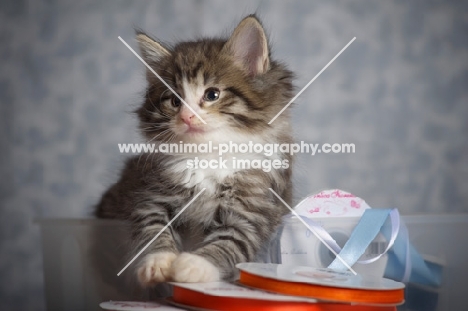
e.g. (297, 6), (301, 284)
(95, 15), (294, 286)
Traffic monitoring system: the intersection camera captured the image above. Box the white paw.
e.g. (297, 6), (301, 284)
(137, 252), (177, 286)
(170, 253), (220, 283)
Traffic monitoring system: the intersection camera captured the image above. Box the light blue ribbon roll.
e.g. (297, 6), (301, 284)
(328, 209), (398, 269)
(328, 209), (442, 287)
(292, 208), (442, 287)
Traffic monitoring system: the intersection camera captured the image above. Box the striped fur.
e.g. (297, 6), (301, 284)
(95, 15), (295, 285)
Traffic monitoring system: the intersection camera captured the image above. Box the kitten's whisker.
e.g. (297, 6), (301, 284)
(167, 134), (176, 145)
(156, 113), (172, 120)
(141, 125), (168, 131)
(142, 108), (171, 122)
(141, 123), (169, 129)
(158, 132), (176, 146)
(146, 129), (172, 144)
(142, 126), (167, 133)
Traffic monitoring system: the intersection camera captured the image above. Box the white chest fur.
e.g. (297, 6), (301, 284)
(174, 154), (239, 194)
(170, 151), (283, 195)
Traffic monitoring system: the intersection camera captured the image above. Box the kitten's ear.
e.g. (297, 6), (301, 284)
(224, 15), (270, 76)
(136, 32), (171, 63)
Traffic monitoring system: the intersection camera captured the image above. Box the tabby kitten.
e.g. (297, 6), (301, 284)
(96, 15), (294, 286)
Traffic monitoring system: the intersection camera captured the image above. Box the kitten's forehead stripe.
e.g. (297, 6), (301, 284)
(219, 100), (237, 109)
(189, 61), (203, 81)
(225, 87), (261, 111)
(224, 112), (266, 130)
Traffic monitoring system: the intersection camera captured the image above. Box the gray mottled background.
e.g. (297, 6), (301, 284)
(0, 0), (467, 309)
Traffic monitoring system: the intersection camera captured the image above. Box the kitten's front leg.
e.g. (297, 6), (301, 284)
(130, 207), (180, 286)
(137, 252), (177, 285)
(171, 191), (282, 282)
(169, 252), (220, 283)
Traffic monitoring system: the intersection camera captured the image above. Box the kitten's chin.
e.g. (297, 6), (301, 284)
(175, 124), (212, 142)
(185, 127), (206, 135)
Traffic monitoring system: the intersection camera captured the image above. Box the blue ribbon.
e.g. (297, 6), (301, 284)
(383, 219), (442, 287)
(323, 208), (442, 287)
(328, 209), (393, 270)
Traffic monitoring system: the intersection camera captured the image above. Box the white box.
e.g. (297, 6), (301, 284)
(37, 215), (468, 311)
(36, 219), (168, 311)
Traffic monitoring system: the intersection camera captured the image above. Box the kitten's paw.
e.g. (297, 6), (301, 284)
(170, 253), (220, 283)
(137, 252), (177, 286)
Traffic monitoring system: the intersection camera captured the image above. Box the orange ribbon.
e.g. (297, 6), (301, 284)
(239, 270), (404, 306)
(172, 284), (398, 311)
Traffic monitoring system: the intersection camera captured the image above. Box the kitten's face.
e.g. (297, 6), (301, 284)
(137, 16), (294, 145)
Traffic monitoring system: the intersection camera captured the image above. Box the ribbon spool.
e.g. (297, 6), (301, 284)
(172, 284), (397, 311)
(237, 263), (405, 306)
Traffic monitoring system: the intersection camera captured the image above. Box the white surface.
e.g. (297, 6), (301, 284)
(100, 301), (185, 311)
(37, 215), (468, 311)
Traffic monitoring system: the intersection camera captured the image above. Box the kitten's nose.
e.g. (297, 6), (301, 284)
(180, 107), (195, 125)
(182, 115), (194, 125)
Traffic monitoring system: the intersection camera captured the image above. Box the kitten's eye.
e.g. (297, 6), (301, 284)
(203, 88), (220, 102)
(171, 96), (182, 108)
